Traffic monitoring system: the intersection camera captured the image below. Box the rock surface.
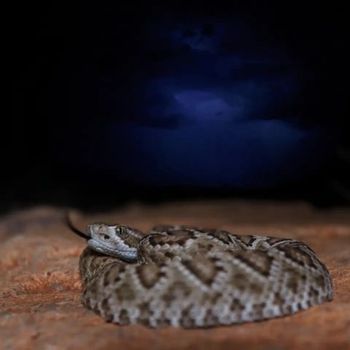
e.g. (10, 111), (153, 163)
(0, 201), (349, 350)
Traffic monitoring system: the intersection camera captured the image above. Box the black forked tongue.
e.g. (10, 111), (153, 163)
(65, 212), (90, 240)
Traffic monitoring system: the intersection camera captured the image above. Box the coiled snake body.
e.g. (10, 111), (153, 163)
(71, 221), (333, 328)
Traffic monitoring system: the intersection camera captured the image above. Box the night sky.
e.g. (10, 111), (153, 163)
(8, 1), (349, 211)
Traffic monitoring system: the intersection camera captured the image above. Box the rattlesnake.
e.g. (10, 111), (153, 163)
(68, 219), (333, 328)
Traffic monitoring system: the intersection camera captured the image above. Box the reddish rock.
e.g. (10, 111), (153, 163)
(0, 202), (349, 349)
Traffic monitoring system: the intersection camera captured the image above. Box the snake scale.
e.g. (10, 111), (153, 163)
(68, 218), (333, 328)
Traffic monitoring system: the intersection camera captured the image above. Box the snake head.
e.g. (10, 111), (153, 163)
(87, 224), (140, 262)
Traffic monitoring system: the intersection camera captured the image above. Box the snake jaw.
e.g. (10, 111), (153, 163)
(87, 239), (138, 261)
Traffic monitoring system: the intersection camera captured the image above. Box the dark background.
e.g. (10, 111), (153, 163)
(8, 1), (349, 212)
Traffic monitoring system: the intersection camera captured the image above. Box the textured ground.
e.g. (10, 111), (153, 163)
(0, 201), (349, 350)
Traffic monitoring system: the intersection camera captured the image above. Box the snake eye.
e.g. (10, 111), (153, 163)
(119, 228), (127, 237)
(103, 234), (110, 240)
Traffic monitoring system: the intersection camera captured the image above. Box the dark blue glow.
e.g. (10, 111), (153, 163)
(62, 17), (334, 189)
(103, 120), (327, 188)
(119, 18), (301, 127)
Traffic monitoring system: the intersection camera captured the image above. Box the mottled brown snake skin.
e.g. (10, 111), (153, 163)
(74, 222), (333, 328)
